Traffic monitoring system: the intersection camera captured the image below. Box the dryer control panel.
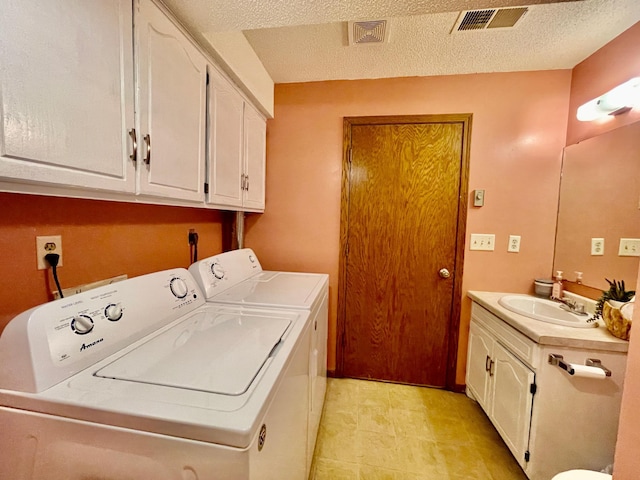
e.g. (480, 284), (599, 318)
(0, 269), (205, 393)
(189, 248), (262, 299)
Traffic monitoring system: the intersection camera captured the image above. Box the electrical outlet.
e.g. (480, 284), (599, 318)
(619, 238), (640, 257)
(591, 238), (604, 256)
(470, 234), (495, 251)
(508, 235), (521, 253)
(36, 235), (63, 270)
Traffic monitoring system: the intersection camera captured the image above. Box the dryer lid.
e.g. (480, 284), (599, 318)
(95, 310), (291, 396)
(215, 271), (326, 309)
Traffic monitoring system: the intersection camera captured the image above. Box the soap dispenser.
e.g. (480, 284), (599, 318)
(552, 271), (564, 300)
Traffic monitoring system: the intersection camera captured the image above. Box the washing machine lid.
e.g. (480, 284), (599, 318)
(214, 271), (327, 309)
(95, 310), (290, 396)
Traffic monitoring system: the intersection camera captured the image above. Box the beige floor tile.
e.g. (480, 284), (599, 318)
(395, 437), (447, 476)
(314, 379), (525, 480)
(358, 464), (440, 480)
(357, 430), (402, 470)
(313, 458), (359, 480)
(316, 423), (360, 463)
(390, 408), (435, 440)
(358, 404), (396, 434)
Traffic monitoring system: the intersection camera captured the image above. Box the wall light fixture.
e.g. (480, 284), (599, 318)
(576, 77), (640, 122)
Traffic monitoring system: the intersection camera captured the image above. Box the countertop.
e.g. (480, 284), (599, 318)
(468, 291), (629, 353)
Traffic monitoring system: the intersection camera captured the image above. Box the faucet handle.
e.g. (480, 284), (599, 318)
(574, 303), (585, 314)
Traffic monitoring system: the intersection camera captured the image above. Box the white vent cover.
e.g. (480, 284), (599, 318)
(348, 20), (389, 45)
(452, 7), (529, 32)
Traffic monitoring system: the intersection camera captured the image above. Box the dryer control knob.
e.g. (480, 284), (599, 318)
(170, 278), (189, 299)
(104, 303), (123, 321)
(71, 315), (94, 335)
(248, 254), (256, 263)
(211, 263), (225, 280)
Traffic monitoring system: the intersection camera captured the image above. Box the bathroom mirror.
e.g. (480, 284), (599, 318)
(553, 121), (640, 292)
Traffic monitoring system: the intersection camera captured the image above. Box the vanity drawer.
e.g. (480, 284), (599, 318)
(471, 302), (538, 368)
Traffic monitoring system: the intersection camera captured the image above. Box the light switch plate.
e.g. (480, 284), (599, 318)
(591, 238), (604, 256)
(473, 189), (485, 207)
(619, 238), (640, 257)
(470, 234), (495, 251)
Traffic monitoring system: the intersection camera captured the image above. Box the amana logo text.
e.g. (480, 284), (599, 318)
(80, 338), (104, 352)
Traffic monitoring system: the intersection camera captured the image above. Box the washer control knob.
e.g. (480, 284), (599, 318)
(104, 303), (123, 321)
(170, 277), (189, 299)
(71, 315), (94, 335)
(211, 263), (225, 280)
(248, 254), (256, 263)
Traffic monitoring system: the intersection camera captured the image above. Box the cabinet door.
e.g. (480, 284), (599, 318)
(206, 67), (244, 208)
(243, 103), (266, 211)
(135, 0), (206, 202)
(489, 342), (535, 467)
(466, 321), (493, 409)
(0, 0), (135, 193)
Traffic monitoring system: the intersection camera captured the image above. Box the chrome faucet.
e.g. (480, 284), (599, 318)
(556, 297), (588, 315)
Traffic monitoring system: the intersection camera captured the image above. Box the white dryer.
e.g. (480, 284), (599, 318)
(188, 248), (328, 474)
(0, 269), (311, 480)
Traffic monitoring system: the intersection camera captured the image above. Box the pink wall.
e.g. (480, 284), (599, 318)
(245, 71), (571, 383)
(568, 21), (640, 480)
(0, 193), (224, 332)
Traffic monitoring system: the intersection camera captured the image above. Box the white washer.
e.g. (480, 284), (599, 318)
(189, 248), (329, 475)
(0, 269), (311, 480)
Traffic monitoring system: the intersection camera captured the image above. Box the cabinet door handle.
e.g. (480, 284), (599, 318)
(246, 175), (249, 191)
(241, 174), (246, 191)
(486, 355), (491, 372)
(128, 129), (137, 163)
(143, 134), (151, 165)
(489, 359), (495, 377)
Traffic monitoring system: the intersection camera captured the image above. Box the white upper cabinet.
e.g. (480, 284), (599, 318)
(135, 0), (207, 203)
(243, 103), (266, 211)
(207, 67), (244, 208)
(0, 0), (135, 193)
(207, 67), (266, 212)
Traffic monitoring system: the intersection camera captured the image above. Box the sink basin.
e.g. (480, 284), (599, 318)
(498, 295), (594, 328)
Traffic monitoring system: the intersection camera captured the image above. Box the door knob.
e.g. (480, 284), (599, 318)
(439, 268), (451, 279)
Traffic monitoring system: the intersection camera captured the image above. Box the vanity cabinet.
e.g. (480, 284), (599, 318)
(467, 295), (628, 480)
(207, 67), (266, 212)
(0, 0), (136, 194)
(467, 317), (535, 469)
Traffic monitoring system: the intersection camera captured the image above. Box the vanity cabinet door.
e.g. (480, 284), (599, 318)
(135, 0), (207, 203)
(489, 342), (535, 467)
(466, 322), (493, 409)
(0, 0), (135, 193)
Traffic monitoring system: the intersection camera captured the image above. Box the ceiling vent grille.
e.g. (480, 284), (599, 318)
(348, 20), (389, 45)
(453, 7), (528, 32)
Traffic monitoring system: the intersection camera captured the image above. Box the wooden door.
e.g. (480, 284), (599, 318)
(0, 0), (135, 193)
(338, 115), (470, 388)
(135, 0), (206, 202)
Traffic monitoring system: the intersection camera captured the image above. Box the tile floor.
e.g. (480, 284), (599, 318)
(310, 378), (528, 480)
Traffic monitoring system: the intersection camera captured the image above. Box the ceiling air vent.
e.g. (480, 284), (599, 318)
(453, 7), (529, 32)
(348, 20), (389, 45)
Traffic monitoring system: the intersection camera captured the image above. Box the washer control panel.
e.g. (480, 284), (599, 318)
(0, 269), (205, 393)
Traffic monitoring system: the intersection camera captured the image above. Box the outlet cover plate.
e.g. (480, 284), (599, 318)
(470, 234), (495, 251)
(508, 235), (521, 253)
(36, 235), (63, 270)
(591, 238), (604, 256)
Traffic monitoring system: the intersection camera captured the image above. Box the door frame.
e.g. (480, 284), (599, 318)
(336, 114), (472, 390)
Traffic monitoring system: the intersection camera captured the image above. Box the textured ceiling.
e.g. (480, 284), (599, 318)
(164, 0), (640, 84)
